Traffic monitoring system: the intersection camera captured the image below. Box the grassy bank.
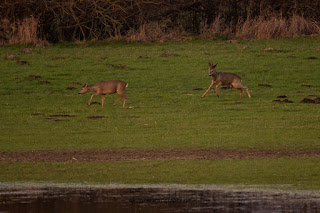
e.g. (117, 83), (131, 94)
(1, 158), (320, 190)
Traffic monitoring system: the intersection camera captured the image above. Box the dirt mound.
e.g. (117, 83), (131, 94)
(87, 116), (105, 119)
(301, 96), (320, 104)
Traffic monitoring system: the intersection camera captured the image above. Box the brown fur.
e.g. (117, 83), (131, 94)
(78, 80), (128, 108)
(201, 62), (251, 98)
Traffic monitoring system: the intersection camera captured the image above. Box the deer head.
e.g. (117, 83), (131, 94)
(78, 82), (89, 95)
(208, 62), (218, 76)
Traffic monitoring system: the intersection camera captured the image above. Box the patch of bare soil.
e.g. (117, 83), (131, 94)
(301, 84), (313, 87)
(1, 149), (319, 163)
(29, 75), (41, 79)
(87, 116), (105, 119)
(66, 87), (76, 90)
(161, 51), (176, 57)
(301, 95), (320, 104)
(258, 84), (272, 88)
(39, 80), (50, 84)
(5, 54), (18, 60)
(48, 114), (75, 118)
(52, 56), (65, 60)
(16, 60), (29, 65)
(106, 63), (128, 69)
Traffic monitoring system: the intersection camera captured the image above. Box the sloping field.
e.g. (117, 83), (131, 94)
(0, 37), (319, 189)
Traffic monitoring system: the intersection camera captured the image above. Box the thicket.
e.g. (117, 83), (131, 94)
(1, 0), (320, 45)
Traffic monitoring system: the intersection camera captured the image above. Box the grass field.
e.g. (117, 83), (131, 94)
(0, 37), (320, 189)
(1, 158), (320, 190)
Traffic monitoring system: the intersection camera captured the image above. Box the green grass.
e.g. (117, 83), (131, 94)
(1, 158), (320, 190)
(0, 37), (320, 189)
(0, 37), (319, 151)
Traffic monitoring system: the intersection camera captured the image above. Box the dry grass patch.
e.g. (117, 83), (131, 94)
(236, 15), (320, 40)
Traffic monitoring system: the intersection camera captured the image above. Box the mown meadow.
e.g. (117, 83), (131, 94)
(0, 37), (319, 189)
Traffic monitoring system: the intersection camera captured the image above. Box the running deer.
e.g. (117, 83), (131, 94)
(201, 62), (251, 98)
(78, 80), (128, 108)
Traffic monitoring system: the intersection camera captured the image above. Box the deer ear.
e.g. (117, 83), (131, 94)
(213, 63), (218, 67)
(83, 82), (88, 87)
(208, 61), (211, 66)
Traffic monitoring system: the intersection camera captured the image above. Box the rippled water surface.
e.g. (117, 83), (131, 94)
(1, 184), (319, 212)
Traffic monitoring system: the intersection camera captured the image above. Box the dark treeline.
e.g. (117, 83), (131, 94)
(1, 0), (320, 44)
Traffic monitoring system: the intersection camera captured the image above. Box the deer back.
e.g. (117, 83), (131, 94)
(213, 72), (242, 85)
(94, 80), (127, 94)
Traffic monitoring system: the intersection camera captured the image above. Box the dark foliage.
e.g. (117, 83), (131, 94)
(1, 0), (320, 43)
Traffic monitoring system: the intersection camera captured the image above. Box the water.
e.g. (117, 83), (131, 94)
(1, 184), (319, 212)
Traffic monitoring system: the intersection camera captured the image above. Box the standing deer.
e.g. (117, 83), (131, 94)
(201, 62), (251, 98)
(78, 80), (128, 108)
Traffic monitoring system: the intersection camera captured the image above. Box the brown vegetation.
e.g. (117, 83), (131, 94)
(0, 16), (39, 45)
(236, 15), (320, 39)
(1, 0), (320, 44)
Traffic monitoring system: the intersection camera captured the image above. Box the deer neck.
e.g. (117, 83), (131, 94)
(212, 72), (219, 79)
(87, 85), (96, 92)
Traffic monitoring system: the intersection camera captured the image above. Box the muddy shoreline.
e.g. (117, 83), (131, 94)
(1, 148), (320, 162)
(1, 183), (320, 212)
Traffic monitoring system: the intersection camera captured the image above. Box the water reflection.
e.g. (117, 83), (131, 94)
(0, 185), (319, 212)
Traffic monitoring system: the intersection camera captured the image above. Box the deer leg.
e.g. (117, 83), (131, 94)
(201, 81), (215, 98)
(236, 85), (251, 98)
(215, 82), (222, 97)
(88, 94), (95, 105)
(114, 91), (126, 106)
(114, 97), (122, 106)
(114, 91), (127, 108)
(236, 88), (243, 98)
(101, 94), (106, 108)
(122, 94), (127, 108)
(88, 93), (99, 106)
(245, 87), (251, 98)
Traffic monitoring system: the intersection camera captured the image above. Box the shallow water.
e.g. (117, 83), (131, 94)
(0, 185), (320, 213)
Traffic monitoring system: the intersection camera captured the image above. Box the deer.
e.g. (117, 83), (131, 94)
(78, 80), (128, 108)
(201, 62), (251, 98)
